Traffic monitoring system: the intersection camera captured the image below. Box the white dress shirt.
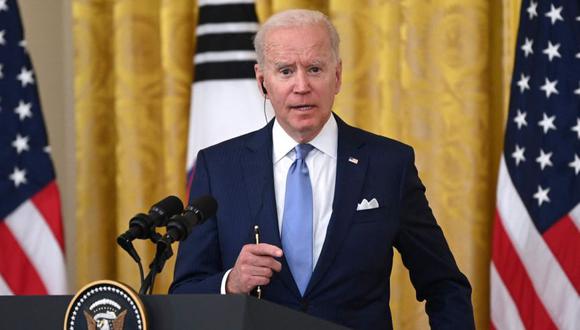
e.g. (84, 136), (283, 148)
(272, 114), (337, 268)
(221, 114), (338, 293)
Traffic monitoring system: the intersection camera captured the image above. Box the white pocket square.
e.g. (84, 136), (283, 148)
(356, 198), (379, 211)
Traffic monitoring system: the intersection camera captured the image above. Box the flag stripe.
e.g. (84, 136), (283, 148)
(5, 199), (67, 294)
(196, 33), (256, 53)
(194, 61), (256, 81)
(542, 214), (580, 293)
(0, 222), (47, 295)
(30, 181), (65, 252)
(492, 211), (557, 330)
(496, 157), (580, 329)
(570, 203), (580, 230)
(198, 3), (258, 25)
(0, 276), (14, 295)
(195, 22), (259, 36)
(194, 50), (256, 64)
(490, 263), (526, 330)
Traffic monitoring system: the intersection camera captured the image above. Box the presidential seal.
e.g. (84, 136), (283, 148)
(64, 280), (147, 330)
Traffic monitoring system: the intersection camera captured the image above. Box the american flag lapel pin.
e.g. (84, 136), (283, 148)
(348, 157), (359, 164)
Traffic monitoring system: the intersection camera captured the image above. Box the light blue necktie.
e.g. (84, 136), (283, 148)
(282, 144), (314, 296)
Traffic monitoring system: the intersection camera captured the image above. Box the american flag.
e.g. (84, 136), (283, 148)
(0, 0), (66, 295)
(186, 0), (267, 195)
(491, 0), (579, 329)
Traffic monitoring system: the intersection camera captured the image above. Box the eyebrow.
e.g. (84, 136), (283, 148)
(273, 62), (292, 69)
(273, 59), (326, 69)
(309, 60), (325, 67)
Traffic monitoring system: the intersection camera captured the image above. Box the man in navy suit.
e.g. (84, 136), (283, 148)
(170, 9), (474, 329)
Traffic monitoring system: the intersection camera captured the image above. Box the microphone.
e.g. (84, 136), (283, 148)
(117, 195), (184, 261)
(160, 195), (218, 245)
(141, 195), (217, 295)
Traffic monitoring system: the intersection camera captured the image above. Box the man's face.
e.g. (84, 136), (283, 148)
(255, 24), (342, 143)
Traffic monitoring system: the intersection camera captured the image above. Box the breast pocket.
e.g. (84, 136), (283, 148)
(352, 206), (386, 224)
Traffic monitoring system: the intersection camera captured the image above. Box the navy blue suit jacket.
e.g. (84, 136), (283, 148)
(170, 116), (474, 329)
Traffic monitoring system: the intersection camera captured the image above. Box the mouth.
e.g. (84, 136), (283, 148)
(289, 104), (315, 111)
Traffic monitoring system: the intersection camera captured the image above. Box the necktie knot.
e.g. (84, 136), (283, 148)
(295, 144), (314, 160)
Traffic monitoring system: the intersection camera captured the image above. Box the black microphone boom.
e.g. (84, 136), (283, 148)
(140, 195), (218, 295)
(117, 195), (184, 262)
(119, 195), (184, 241)
(161, 195), (218, 245)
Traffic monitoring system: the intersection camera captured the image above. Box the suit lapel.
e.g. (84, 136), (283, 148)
(306, 117), (368, 295)
(241, 121), (301, 297)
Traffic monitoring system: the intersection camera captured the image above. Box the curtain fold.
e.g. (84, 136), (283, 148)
(74, 0), (521, 328)
(74, 0), (194, 295)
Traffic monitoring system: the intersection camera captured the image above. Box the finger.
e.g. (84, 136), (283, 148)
(244, 254), (282, 272)
(240, 265), (274, 278)
(244, 275), (272, 289)
(236, 271), (273, 292)
(245, 243), (283, 258)
(229, 267), (271, 294)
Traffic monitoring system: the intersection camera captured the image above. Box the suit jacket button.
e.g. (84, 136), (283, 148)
(300, 300), (309, 311)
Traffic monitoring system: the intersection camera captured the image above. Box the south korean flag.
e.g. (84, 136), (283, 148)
(186, 0), (271, 190)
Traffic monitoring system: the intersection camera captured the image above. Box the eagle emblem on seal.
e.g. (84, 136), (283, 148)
(83, 298), (127, 330)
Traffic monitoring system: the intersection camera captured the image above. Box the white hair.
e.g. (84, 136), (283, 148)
(254, 9), (340, 67)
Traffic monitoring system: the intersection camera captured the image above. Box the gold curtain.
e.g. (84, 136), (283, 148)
(74, 0), (521, 328)
(74, 0), (195, 294)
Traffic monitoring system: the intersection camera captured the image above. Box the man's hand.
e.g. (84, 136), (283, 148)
(226, 243), (283, 294)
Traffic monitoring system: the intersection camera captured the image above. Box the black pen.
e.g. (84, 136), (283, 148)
(254, 225), (261, 299)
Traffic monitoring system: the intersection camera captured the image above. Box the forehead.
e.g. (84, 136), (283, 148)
(263, 25), (333, 63)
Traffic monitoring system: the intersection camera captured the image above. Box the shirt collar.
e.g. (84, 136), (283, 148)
(272, 114), (338, 164)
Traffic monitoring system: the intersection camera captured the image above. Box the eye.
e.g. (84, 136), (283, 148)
(309, 66), (321, 73)
(280, 68), (293, 76)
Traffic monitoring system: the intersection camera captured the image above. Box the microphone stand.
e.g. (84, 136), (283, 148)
(139, 238), (173, 295)
(118, 228), (164, 291)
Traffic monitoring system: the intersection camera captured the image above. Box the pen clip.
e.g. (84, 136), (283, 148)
(253, 225), (260, 244)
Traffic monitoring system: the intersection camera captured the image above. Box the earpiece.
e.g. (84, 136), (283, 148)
(261, 80), (268, 124)
(261, 82), (267, 95)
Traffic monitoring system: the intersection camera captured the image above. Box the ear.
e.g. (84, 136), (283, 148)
(334, 59), (342, 94)
(254, 63), (268, 98)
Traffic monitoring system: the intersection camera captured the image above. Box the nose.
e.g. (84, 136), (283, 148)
(293, 69), (310, 94)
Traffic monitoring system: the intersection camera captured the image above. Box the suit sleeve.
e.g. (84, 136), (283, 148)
(169, 150), (226, 294)
(393, 148), (475, 329)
